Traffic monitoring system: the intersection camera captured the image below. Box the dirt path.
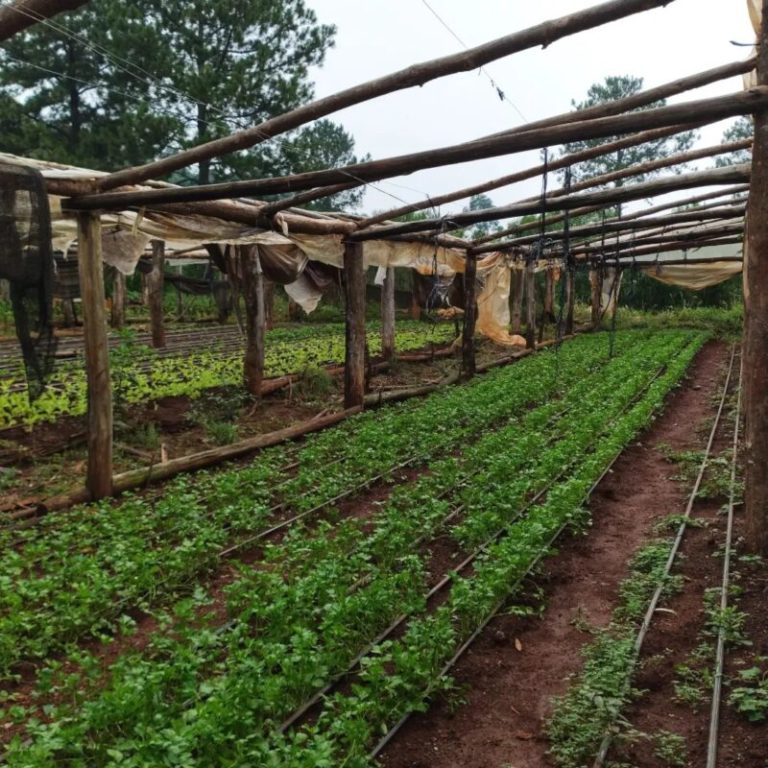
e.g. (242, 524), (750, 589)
(378, 340), (729, 768)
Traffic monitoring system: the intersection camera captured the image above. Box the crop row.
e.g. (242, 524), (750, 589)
(0, 332), (639, 674)
(1, 331), (706, 765)
(0, 321), (455, 428)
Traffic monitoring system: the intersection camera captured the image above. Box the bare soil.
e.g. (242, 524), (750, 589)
(378, 341), (731, 768)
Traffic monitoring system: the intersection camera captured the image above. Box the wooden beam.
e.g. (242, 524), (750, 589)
(94, 0), (679, 192)
(344, 241), (366, 408)
(147, 240), (166, 348)
(242, 246), (266, 397)
(64, 89), (767, 212)
(462, 254), (478, 378)
(576, 235), (743, 260)
(572, 223), (744, 254)
(0, 0), (88, 42)
(351, 164), (751, 241)
(76, 212), (112, 500)
(525, 259), (537, 348)
(744, 1), (768, 556)
(381, 266), (396, 362)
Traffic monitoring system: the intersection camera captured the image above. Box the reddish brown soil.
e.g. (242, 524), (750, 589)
(378, 341), (729, 768)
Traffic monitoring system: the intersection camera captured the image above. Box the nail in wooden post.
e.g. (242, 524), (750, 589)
(381, 266), (396, 361)
(525, 258), (537, 349)
(344, 241), (366, 408)
(242, 245), (265, 397)
(744, 0), (768, 556)
(462, 253), (477, 378)
(77, 213), (113, 500)
(147, 240), (166, 348)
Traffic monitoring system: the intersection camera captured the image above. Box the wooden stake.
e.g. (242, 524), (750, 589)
(344, 241), (366, 409)
(525, 259), (536, 349)
(242, 246), (266, 397)
(462, 254), (477, 378)
(565, 268), (575, 335)
(111, 268), (125, 329)
(381, 266), (396, 362)
(76, 213), (113, 500)
(744, 0), (768, 556)
(510, 266), (525, 334)
(147, 240), (166, 348)
(590, 266), (604, 328)
(544, 268), (556, 322)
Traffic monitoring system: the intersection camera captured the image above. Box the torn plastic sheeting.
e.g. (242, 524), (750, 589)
(641, 261), (742, 290)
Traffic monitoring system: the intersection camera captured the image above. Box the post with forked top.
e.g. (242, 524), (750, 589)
(344, 240), (366, 408)
(76, 212), (113, 500)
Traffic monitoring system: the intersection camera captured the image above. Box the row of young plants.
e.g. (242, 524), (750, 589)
(0, 333), (634, 675)
(0, 321), (454, 428)
(1, 332), (705, 765)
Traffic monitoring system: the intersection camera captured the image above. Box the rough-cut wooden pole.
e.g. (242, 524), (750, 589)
(110, 269), (125, 329)
(544, 268), (556, 322)
(590, 266), (604, 328)
(0, 0), (88, 42)
(65, 90), (765, 211)
(741, 7), (768, 555)
(344, 241), (366, 409)
(564, 269), (575, 334)
(510, 266), (525, 334)
(462, 254), (478, 378)
(264, 279), (274, 330)
(242, 246), (266, 397)
(381, 266), (396, 362)
(147, 240), (166, 348)
(76, 213), (112, 500)
(525, 259), (537, 349)
(94, 0), (678, 192)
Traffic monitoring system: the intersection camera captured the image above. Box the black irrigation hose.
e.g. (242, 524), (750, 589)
(706, 355), (743, 768)
(592, 343), (738, 768)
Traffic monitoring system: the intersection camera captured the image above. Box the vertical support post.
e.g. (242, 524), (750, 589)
(147, 239), (166, 348)
(462, 252), (478, 379)
(242, 245), (265, 397)
(510, 265), (525, 334)
(564, 267), (575, 335)
(344, 240), (366, 409)
(525, 258), (536, 349)
(110, 268), (125, 329)
(544, 266), (556, 322)
(381, 266), (396, 362)
(264, 279), (274, 330)
(410, 270), (421, 320)
(744, 0), (768, 556)
(77, 213), (113, 500)
(590, 264), (603, 329)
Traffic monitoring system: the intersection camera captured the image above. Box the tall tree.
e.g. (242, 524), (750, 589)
(715, 116), (753, 167)
(461, 193), (502, 241)
(560, 76), (699, 202)
(0, 0), (368, 209)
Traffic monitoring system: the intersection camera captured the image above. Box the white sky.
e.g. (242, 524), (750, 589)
(304, 0), (755, 217)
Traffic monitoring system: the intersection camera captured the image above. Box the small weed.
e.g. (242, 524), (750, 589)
(204, 420), (238, 445)
(296, 365), (333, 399)
(729, 659), (768, 722)
(132, 422), (160, 450)
(653, 730), (687, 767)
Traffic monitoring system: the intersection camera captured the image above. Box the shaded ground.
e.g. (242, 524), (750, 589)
(379, 341), (729, 768)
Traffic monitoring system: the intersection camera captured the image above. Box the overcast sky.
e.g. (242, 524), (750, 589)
(303, 0), (755, 217)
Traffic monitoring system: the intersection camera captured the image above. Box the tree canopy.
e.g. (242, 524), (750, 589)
(0, 0), (367, 209)
(715, 116), (753, 167)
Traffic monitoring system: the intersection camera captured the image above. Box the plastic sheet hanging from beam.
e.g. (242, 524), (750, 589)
(641, 260), (743, 290)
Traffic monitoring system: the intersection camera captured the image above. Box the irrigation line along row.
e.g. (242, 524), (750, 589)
(706, 356), (743, 768)
(592, 343), (738, 768)
(279, 352), (681, 736)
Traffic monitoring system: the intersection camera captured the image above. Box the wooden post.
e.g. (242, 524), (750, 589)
(510, 266), (525, 334)
(590, 265), (603, 329)
(381, 266), (396, 361)
(76, 213), (113, 500)
(524, 259), (536, 349)
(744, 0), (768, 556)
(147, 240), (166, 348)
(344, 241), (366, 408)
(462, 253), (477, 379)
(544, 267), (556, 322)
(242, 246), (265, 397)
(264, 279), (274, 330)
(564, 268), (575, 335)
(111, 268), (125, 329)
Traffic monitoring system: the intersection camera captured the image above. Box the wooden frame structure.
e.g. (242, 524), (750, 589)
(6, 0), (766, 554)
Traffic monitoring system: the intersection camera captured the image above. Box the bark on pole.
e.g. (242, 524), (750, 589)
(525, 259), (537, 349)
(111, 268), (125, 330)
(744, 0), (768, 556)
(242, 246), (265, 397)
(564, 268), (576, 335)
(462, 254), (478, 379)
(590, 266), (604, 328)
(344, 241), (366, 409)
(510, 266), (525, 334)
(544, 267), (556, 322)
(381, 266), (396, 361)
(76, 213), (113, 500)
(147, 240), (166, 348)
